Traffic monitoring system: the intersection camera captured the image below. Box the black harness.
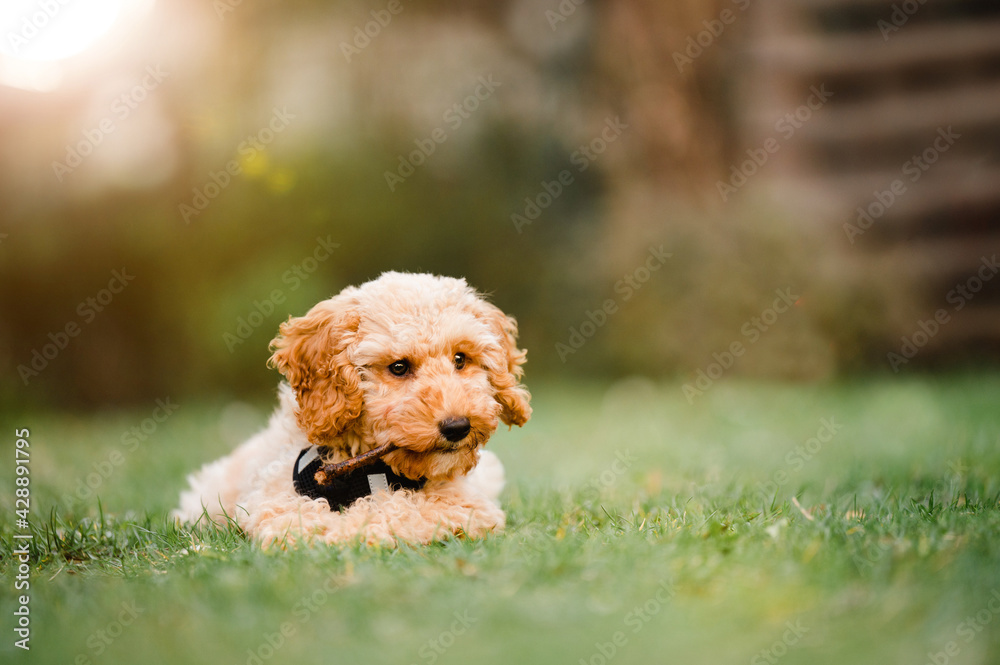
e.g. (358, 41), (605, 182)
(292, 445), (425, 511)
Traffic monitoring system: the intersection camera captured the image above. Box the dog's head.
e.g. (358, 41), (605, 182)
(267, 272), (531, 481)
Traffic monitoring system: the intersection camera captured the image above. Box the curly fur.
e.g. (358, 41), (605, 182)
(173, 272), (530, 547)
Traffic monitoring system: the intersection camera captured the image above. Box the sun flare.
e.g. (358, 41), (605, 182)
(1, 0), (125, 62)
(0, 1), (158, 92)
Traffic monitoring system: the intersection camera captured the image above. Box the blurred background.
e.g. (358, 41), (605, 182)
(2, 0), (1000, 410)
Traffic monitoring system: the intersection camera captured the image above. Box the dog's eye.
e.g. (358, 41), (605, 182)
(388, 360), (411, 376)
(453, 352), (466, 370)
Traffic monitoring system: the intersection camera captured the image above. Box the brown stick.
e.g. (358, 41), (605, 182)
(314, 442), (396, 485)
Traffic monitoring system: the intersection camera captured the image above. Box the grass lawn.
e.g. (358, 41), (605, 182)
(3, 374), (1000, 665)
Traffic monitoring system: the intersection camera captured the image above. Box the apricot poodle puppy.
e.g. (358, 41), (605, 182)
(174, 272), (531, 547)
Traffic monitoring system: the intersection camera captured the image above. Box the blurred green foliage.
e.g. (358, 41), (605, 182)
(0, 0), (979, 409)
(1, 124), (611, 407)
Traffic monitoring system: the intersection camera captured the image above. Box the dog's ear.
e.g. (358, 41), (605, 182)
(267, 292), (363, 444)
(477, 301), (532, 427)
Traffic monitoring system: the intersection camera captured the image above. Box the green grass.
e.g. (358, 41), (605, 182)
(3, 375), (1000, 665)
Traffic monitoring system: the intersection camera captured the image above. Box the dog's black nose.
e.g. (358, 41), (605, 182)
(438, 417), (471, 443)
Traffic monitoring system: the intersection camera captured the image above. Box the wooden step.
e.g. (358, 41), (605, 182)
(773, 162), (1000, 227)
(771, 0), (983, 11)
(880, 233), (1000, 280)
(898, 305), (1000, 353)
(935, 306), (1000, 341)
(788, 82), (1000, 143)
(750, 20), (1000, 76)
